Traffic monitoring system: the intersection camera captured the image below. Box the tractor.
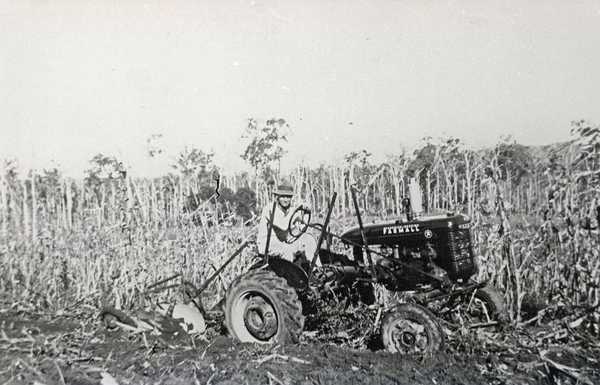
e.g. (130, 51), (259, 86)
(223, 185), (506, 354)
(100, 181), (504, 354)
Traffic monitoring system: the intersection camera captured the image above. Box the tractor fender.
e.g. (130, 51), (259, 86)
(266, 258), (309, 290)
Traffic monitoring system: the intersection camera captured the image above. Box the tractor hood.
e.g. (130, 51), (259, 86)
(340, 213), (472, 246)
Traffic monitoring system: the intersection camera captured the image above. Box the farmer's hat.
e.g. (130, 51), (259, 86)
(273, 182), (294, 196)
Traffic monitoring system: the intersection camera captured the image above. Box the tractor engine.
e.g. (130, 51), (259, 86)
(340, 213), (477, 291)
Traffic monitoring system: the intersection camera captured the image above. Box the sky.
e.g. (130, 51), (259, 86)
(1, 0), (600, 177)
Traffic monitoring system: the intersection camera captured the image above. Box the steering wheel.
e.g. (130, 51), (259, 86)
(287, 205), (311, 242)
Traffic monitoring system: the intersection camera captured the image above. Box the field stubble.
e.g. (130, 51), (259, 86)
(1, 154), (600, 383)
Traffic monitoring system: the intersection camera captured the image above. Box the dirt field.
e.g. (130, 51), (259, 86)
(1, 300), (599, 385)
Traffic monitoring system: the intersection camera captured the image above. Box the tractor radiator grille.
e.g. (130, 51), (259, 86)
(445, 229), (476, 280)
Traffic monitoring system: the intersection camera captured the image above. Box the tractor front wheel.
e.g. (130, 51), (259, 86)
(381, 303), (444, 355)
(225, 269), (304, 344)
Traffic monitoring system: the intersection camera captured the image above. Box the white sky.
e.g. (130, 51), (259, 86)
(1, 0), (600, 177)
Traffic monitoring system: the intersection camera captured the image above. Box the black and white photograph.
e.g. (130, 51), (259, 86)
(1, 1), (600, 384)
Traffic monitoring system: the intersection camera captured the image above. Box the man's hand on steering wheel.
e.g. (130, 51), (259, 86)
(299, 202), (311, 213)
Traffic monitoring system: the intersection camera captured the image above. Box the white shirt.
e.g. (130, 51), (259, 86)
(256, 201), (296, 252)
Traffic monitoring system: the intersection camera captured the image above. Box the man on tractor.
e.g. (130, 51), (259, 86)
(256, 182), (317, 266)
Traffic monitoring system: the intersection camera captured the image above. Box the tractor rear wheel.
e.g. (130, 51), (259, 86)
(381, 303), (444, 355)
(225, 269), (304, 344)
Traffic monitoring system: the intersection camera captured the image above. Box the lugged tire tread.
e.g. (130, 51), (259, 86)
(225, 269), (304, 344)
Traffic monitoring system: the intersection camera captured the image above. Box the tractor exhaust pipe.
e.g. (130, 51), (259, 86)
(408, 177), (423, 218)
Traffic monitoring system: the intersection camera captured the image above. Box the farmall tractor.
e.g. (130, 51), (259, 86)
(223, 184), (505, 354)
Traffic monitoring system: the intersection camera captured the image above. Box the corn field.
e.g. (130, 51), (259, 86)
(1, 129), (599, 330)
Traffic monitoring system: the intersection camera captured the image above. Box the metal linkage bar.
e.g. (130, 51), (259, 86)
(350, 187), (377, 280)
(195, 241), (250, 295)
(308, 192), (337, 281)
(263, 200), (277, 262)
(144, 273), (181, 291)
(418, 280), (487, 303)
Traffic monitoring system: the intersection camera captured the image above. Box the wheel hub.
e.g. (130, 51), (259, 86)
(400, 331), (416, 346)
(391, 320), (428, 353)
(243, 296), (277, 340)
